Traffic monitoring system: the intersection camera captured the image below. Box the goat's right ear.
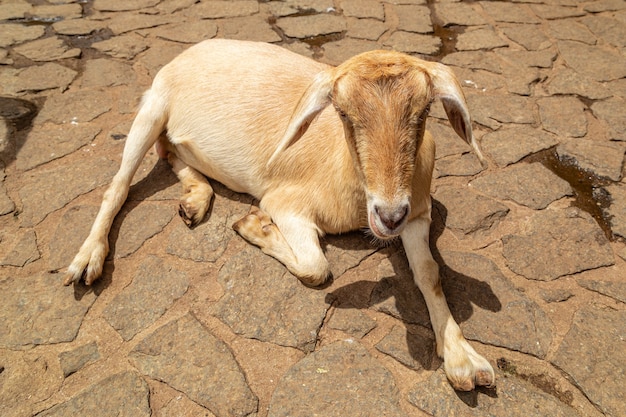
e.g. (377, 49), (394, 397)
(268, 70), (334, 166)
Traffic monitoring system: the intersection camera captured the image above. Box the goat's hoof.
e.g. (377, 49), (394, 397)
(444, 341), (495, 391)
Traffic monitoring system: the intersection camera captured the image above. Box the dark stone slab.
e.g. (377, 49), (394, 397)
(130, 313), (258, 417)
(604, 183), (626, 238)
(113, 202), (175, 258)
(547, 68), (612, 100)
(0, 272), (96, 348)
(434, 185), (509, 235)
(35, 90), (112, 125)
(277, 14), (346, 38)
(103, 256), (189, 341)
(434, 153), (484, 178)
(1, 229), (40, 267)
(502, 208), (614, 281)
(456, 27), (508, 51)
(470, 162), (572, 210)
(210, 246), (329, 352)
(267, 341), (406, 417)
(434, 3), (488, 26)
(558, 40), (626, 82)
(375, 325), (435, 371)
(501, 24), (552, 50)
(538, 96), (587, 138)
(480, 126), (558, 167)
(577, 279), (626, 304)
(58, 341), (100, 377)
(409, 369), (579, 417)
(552, 304), (626, 417)
(35, 372), (151, 417)
(327, 306), (377, 338)
(467, 94), (536, 129)
(48, 205), (100, 272)
(591, 97), (626, 141)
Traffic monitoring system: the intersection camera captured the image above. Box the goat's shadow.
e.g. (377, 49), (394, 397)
(325, 199), (501, 401)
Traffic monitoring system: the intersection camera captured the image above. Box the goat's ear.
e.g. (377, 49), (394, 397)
(268, 70), (334, 166)
(428, 63), (485, 162)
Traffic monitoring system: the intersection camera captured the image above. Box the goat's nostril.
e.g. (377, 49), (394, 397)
(376, 204), (409, 231)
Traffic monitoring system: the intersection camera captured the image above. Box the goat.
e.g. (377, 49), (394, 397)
(65, 39), (493, 391)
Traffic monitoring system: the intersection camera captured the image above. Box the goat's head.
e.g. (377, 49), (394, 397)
(270, 50), (483, 239)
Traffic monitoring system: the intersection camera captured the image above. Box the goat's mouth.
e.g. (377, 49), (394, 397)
(368, 211), (405, 240)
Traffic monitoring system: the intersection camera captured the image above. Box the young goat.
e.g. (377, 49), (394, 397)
(65, 39), (494, 391)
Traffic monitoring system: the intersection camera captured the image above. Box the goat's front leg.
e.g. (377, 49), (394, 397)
(233, 206), (330, 287)
(401, 215), (495, 391)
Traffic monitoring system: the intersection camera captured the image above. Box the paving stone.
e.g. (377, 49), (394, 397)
(501, 63), (541, 96)
(371, 250), (553, 357)
(16, 123), (101, 171)
(375, 325), (435, 371)
(434, 152), (484, 178)
(466, 93), (536, 129)
(1, 229), (40, 267)
(583, 0), (626, 12)
(496, 49), (556, 69)
(0, 2), (32, 20)
(530, 4), (586, 19)
(409, 369), (579, 417)
(502, 208), (614, 281)
(188, 0), (259, 18)
(210, 246), (329, 352)
(327, 306), (377, 338)
(591, 97), (626, 141)
(35, 372), (151, 417)
(433, 185), (509, 235)
(36, 89), (112, 125)
(429, 121), (472, 159)
(346, 17), (387, 41)
(456, 27), (508, 51)
(267, 341), (406, 417)
(0, 23), (44, 48)
(93, 0), (160, 11)
(267, 0), (334, 18)
(480, 126), (558, 167)
(0, 182), (14, 215)
(342, 0), (385, 20)
(0, 272), (96, 348)
(103, 255), (189, 341)
(80, 58), (136, 88)
(136, 39), (188, 77)
(321, 37), (379, 65)
(0, 63), (77, 95)
(48, 205), (100, 272)
(580, 15), (626, 47)
(604, 183), (626, 239)
(108, 12), (173, 35)
(13, 36), (81, 62)
(538, 96), (587, 138)
(546, 68), (612, 100)
(383, 31), (441, 55)
(113, 202), (174, 258)
(470, 162), (572, 210)
(577, 278), (626, 304)
(548, 19), (596, 44)
(433, 3), (487, 26)
(540, 289), (574, 303)
(91, 33), (150, 60)
(130, 313), (258, 417)
(18, 156), (118, 227)
(479, 1), (541, 24)
(556, 139), (625, 181)
(502, 24), (552, 51)
(558, 40), (626, 82)
(552, 304), (626, 417)
(143, 20), (218, 43)
(221, 15), (282, 43)
(52, 18), (106, 35)
(58, 341), (100, 377)
(31, 3), (82, 20)
(277, 14), (347, 39)
(442, 51), (502, 74)
(395, 4), (432, 33)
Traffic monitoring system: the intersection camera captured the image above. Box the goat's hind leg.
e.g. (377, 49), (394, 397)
(158, 137), (213, 227)
(65, 90), (167, 286)
(233, 204), (330, 287)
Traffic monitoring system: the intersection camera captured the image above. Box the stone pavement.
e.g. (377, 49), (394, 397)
(1, 0), (625, 416)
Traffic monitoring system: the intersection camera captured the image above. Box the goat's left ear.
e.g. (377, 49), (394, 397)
(428, 63), (485, 162)
(268, 70), (334, 166)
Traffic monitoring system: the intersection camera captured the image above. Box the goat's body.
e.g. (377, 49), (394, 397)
(66, 39), (494, 392)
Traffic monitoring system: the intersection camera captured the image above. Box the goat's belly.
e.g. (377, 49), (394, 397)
(170, 135), (267, 198)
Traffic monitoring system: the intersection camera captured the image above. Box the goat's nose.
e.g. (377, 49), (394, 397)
(375, 204), (409, 231)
